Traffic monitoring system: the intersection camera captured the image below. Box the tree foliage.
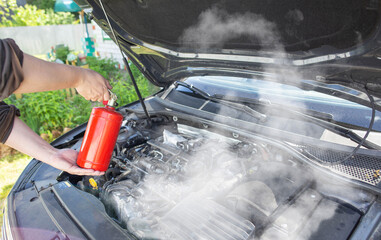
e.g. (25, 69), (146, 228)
(0, 0), (77, 27)
(26, 0), (55, 10)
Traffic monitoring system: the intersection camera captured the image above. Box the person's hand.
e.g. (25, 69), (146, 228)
(75, 68), (112, 102)
(6, 118), (105, 176)
(48, 148), (105, 176)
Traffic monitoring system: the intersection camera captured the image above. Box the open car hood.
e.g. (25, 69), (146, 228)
(76, 0), (381, 106)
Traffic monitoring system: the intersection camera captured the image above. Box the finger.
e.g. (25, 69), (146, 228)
(96, 96), (103, 102)
(71, 166), (106, 176)
(68, 165), (93, 174)
(71, 169), (97, 176)
(93, 171), (105, 176)
(106, 80), (112, 89)
(103, 89), (110, 102)
(90, 95), (102, 102)
(79, 170), (105, 176)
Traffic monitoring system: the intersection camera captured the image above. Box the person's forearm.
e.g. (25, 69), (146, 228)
(14, 54), (111, 102)
(14, 54), (83, 93)
(5, 117), (58, 163)
(5, 117), (103, 175)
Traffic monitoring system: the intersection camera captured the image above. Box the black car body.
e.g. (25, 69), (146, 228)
(3, 0), (381, 239)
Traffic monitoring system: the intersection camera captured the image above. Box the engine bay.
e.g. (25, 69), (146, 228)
(69, 114), (372, 240)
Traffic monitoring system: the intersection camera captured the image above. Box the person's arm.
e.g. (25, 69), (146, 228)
(14, 54), (112, 102)
(5, 117), (104, 175)
(0, 41), (111, 175)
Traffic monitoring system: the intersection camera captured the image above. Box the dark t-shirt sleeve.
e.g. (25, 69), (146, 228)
(0, 38), (24, 100)
(0, 101), (20, 143)
(0, 38), (24, 143)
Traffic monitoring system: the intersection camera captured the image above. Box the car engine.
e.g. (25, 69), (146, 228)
(74, 115), (365, 240)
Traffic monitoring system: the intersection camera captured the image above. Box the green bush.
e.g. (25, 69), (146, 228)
(26, 0), (55, 10)
(110, 64), (158, 106)
(0, 0), (77, 27)
(5, 91), (73, 134)
(66, 93), (104, 129)
(55, 45), (70, 62)
(86, 56), (119, 79)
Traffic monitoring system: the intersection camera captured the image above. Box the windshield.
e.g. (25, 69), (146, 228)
(180, 76), (381, 132)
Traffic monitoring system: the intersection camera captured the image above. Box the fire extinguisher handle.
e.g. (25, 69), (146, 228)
(103, 90), (118, 107)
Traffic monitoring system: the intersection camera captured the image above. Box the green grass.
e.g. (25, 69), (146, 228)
(0, 155), (31, 228)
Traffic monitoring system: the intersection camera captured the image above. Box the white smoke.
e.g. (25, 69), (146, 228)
(181, 6), (321, 138)
(180, 6), (283, 52)
(119, 128), (347, 240)
(178, 6), (346, 240)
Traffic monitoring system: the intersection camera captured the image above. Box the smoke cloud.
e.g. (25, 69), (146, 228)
(181, 6), (319, 138)
(180, 6), (283, 52)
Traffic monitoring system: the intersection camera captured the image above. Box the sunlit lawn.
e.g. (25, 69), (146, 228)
(0, 154), (30, 228)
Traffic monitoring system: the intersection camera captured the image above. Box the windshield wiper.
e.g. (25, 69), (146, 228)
(212, 94), (334, 122)
(174, 81), (381, 150)
(298, 81), (381, 112)
(175, 81), (267, 122)
(213, 93), (380, 150)
(271, 106), (380, 150)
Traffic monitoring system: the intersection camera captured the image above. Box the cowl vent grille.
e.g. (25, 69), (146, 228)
(301, 146), (381, 186)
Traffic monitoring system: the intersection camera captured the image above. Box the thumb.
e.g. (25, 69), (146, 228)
(103, 89), (110, 101)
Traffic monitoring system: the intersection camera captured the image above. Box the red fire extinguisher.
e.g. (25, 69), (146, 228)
(77, 91), (123, 172)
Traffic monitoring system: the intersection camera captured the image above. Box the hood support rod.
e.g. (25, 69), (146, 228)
(99, 0), (152, 124)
